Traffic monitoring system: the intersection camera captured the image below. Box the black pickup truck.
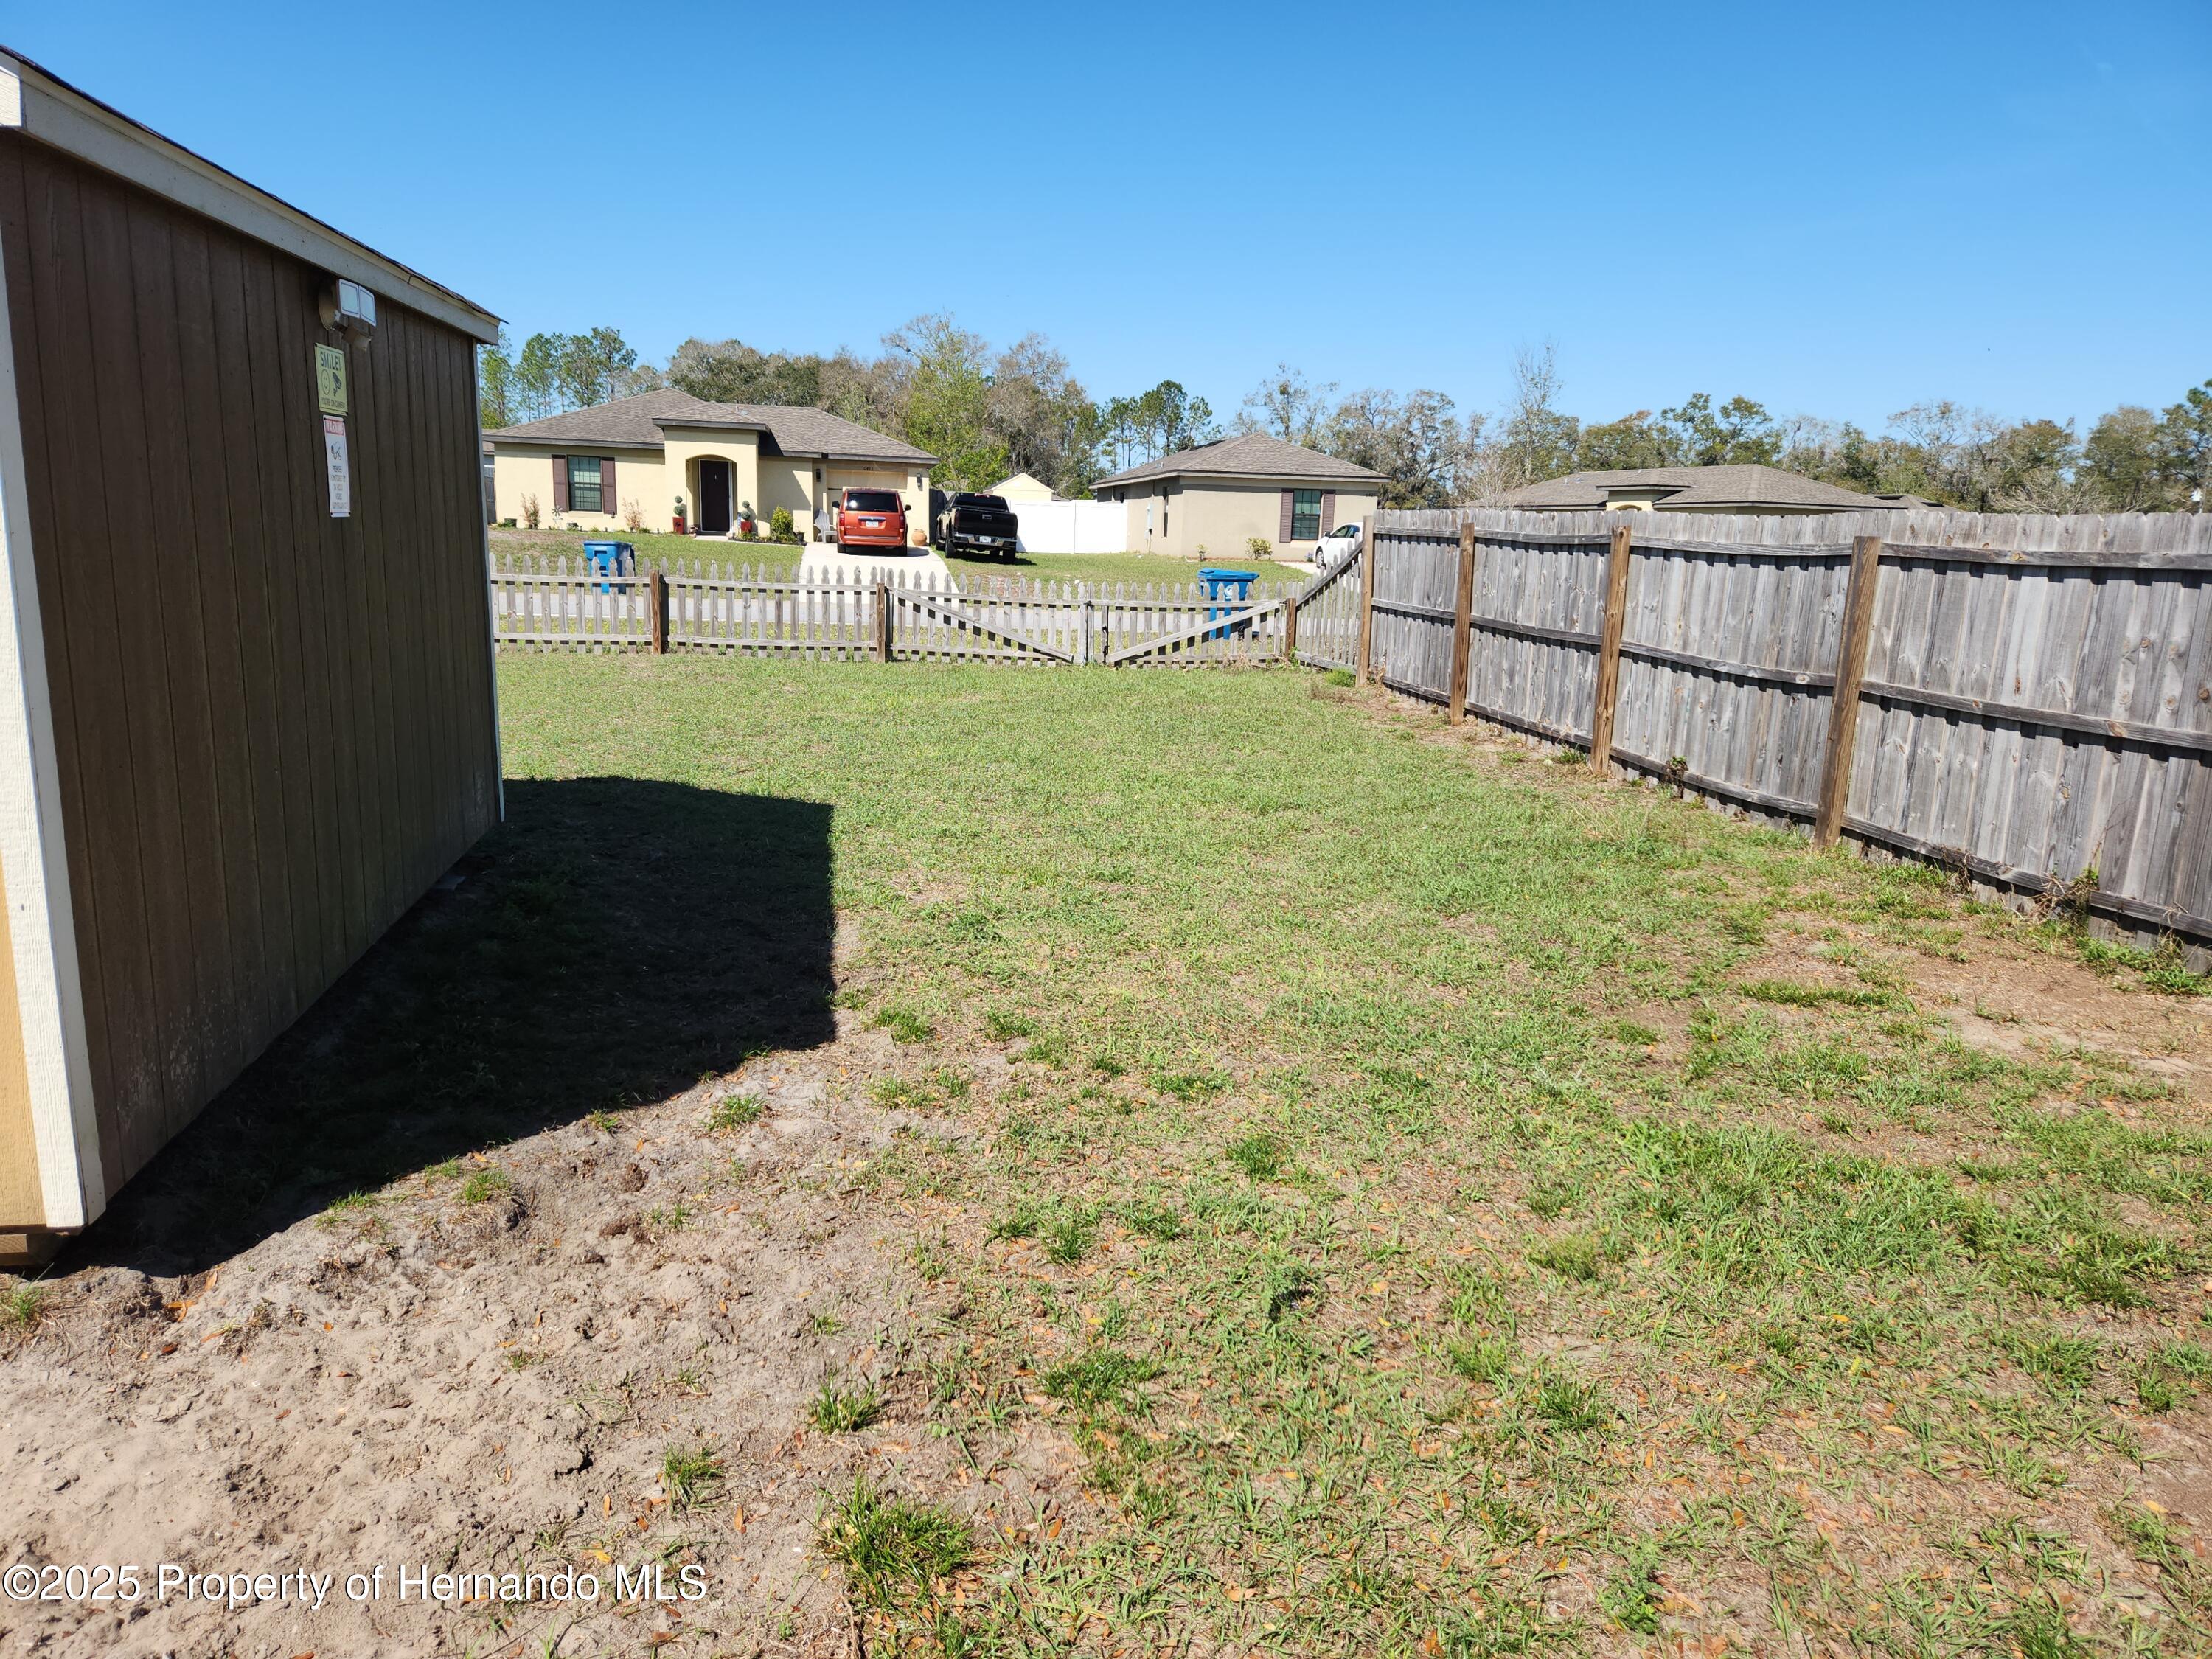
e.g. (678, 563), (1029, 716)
(933, 492), (1021, 559)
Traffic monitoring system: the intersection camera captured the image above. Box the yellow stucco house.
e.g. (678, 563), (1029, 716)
(486, 389), (934, 539)
(1092, 433), (1384, 560)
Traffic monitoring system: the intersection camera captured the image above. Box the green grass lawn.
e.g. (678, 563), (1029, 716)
(940, 547), (1311, 592)
(491, 526), (806, 573)
(500, 654), (2211, 1655)
(490, 529), (1310, 595)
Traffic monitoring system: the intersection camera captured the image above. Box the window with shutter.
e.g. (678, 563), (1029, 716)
(552, 454), (570, 513)
(1290, 490), (1321, 540)
(568, 456), (603, 513)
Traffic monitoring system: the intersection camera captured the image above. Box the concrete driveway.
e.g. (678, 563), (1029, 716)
(796, 543), (952, 585)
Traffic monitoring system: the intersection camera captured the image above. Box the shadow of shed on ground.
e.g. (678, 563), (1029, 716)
(63, 776), (835, 1276)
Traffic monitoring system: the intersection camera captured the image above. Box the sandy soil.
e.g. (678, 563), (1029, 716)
(0, 1029), (1079, 1658)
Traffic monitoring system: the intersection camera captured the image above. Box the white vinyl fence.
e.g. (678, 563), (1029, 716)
(1010, 498), (1127, 554)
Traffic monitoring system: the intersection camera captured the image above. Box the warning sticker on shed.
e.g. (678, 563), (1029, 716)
(316, 344), (348, 415)
(323, 415), (352, 518)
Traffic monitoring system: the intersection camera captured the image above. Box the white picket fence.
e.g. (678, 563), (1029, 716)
(486, 554), (1346, 669)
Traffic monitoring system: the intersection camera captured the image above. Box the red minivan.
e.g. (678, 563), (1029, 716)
(835, 487), (910, 550)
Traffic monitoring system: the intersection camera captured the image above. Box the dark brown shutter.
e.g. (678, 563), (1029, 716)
(552, 454), (569, 513)
(1319, 490), (1336, 535)
(1279, 489), (1294, 543)
(601, 454), (616, 515)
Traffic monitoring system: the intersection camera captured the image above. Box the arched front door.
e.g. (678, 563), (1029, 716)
(698, 458), (732, 535)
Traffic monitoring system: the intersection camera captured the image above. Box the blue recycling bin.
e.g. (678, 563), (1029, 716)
(1197, 567), (1258, 638)
(583, 539), (636, 591)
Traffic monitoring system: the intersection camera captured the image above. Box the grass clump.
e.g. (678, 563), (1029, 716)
(872, 1007), (935, 1044)
(706, 1092), (764, 1133)
(0, 1282), (47, 1329)
(810, 1380), (883, 1433)
(984, 1009), (1036, 1040)
(1599, 1539), (1666, 1635)
(1529, 1231), (1607, 1282)
(659, 1441), (722, 1509)
(1739, 977), (1895, 1009)
(458, 1167), (512, 1204)
(1524, 1179), (1579, 1219)
(818, 1478), (970, 1618)
(1042, 1347), (1161, 1411)
(2005, 1332), (2101, 1393)
(1115, 1200), (1183, 1241)
(1227, 1132), (1287, 1181)
(1153, 1066), (1230, 1102)
(1262, 1261), (1321, 1323)
(1043, 1211), (1097, 1265)
(1447, 1335), (1514, 1384)
(1534, 1370), (1613, 1432)
(317, 1189), (384, 1228)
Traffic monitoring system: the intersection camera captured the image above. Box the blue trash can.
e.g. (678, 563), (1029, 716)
(582, 539), (636, 591)
(1197, 567), (1258, 638)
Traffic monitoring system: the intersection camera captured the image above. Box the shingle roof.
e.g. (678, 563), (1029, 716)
(486, 389), (934, 464)
(1503, 464), (1897, 512)
(1093, 432), (1385, 490)
(667, 400), (935, 463)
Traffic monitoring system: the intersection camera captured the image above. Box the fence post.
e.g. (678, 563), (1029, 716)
(874, 581), (891, 662)
(1445, 524), (1477, 725)
(1587, 521), (1632, 770)
(649, 569), (669, 654)
(1814, 535), (1883, 846)
(1281, 594), (1299, 664)
(1354, 514), (1378, 685)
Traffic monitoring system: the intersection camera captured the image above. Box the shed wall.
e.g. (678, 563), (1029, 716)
(0, 131), (501, 1209)
(0, 875), (37, 1229)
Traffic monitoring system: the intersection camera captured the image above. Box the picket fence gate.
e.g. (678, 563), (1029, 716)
(487, 553), (1361, 669)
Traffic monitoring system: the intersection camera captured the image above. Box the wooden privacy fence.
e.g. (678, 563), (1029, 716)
(487, 553), (1345, 668)
(1360, 507), (2212, 959)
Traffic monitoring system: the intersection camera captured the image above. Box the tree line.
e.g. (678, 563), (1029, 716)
(480, 324), (2211, 512)
(478, 316), (1210, 497)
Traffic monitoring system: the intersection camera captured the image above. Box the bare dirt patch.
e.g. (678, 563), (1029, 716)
(0, 1035), (1078, 1659)
(0, 776), (1079, 1658)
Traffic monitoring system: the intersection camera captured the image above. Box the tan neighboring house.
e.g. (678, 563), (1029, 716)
(486, 388), (934, 539)
(1093, 434), (1385, 560)
(1503, 464), (1928, 516)
(988, 471), (1057, 504)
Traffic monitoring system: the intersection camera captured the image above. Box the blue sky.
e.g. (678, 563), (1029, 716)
(10, 0), (2208, 432)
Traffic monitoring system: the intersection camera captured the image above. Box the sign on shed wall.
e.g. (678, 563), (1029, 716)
(315, 344), (348, 416)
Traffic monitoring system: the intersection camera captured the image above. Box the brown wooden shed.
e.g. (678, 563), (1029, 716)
(0, 50), (503, 1262)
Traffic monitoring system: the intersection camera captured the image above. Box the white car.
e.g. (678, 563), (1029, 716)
(1315, 522), (1363, 568)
